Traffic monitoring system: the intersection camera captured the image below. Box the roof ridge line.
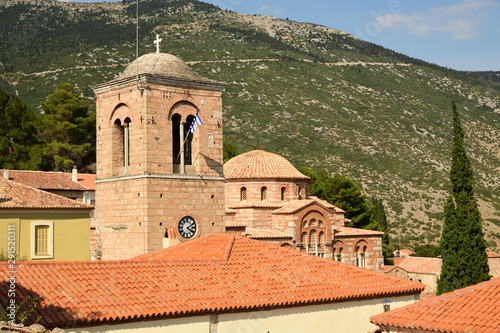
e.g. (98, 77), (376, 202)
(222, 234), (236, 261)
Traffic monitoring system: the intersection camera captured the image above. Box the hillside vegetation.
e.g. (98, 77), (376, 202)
(0, 0), (499, 250)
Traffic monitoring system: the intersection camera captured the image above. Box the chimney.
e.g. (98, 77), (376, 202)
(72, 166), (77, 182)
(3, 169), (9, 180)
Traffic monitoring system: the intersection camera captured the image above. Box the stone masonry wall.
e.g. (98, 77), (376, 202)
(94, 75), (225, 260)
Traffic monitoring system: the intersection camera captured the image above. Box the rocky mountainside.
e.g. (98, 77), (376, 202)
(0, 0), (499, 250)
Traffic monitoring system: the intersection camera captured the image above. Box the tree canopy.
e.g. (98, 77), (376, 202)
(40, 83), (96, 171)
(0, 90), (41, 170)
(223, 142), (239, 163)
(437, 101), (490, 295)
(0, 84), (97, 172)
(300, 167), (372, 228)
(413, 244), (440, 258)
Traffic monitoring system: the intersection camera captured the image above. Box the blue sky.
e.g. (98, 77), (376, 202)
(70, 0), (500, 71)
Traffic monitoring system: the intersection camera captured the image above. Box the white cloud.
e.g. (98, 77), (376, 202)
(433, 0), (495, 16)
(375, 0), (496, 40)
(259, 5), (284, 17)
(437, 19), (478, 40)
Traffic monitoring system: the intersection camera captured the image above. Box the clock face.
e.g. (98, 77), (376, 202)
(178, 216), (197, 239)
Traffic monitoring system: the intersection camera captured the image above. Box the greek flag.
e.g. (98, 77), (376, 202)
(190, 102), (203, 133)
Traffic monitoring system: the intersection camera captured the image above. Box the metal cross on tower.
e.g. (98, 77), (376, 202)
(154, 34), (162, 53)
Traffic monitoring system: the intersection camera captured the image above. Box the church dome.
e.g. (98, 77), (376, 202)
(224, 150), (310, 181)
(120, 53), (213, 82)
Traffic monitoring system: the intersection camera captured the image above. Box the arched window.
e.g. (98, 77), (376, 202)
(356, 246), (366, 268)
(309, 230), (316, 243)
(240, 187), (247, 201)
(318, 231), (324, 243)
(172, 114), (194, 167)
(301, 232), (307, 243)
(281, 187), (286, 201)
(301, 220), (307, 228)
(113, 118), (130, 168)
(310, 219), (316, 226)
(261, 186), (267, 201)
(335, 247), (343, 262)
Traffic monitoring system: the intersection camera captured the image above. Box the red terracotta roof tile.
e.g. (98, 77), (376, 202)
(393, 257), (442, 275)
(393, 258), (405, 266)
(384, 265), (396, 273)
(75, 173), (96, 190)
(0, 178), (93, 210)
(371, 277), (500, 333)
(400, 249), (416, 256)
(2, 170), (95, 191)
(309, 196), (345, 212)
(225, 220), (247, 227)
(224, 150), (310, 180)
(334, 226), (384, 237)
(245, 227), (293, 239)
(0, 234), (424, 329)
(487, 252), (500, 258)
(228, 201), (285, 209)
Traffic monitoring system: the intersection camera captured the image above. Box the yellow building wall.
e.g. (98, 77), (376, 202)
(0, 210), (91, 261)
(67, 295), (417, 333)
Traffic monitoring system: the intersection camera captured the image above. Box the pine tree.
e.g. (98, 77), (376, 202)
(437, 101), (490, 295)
(40, 83), (96, 171)
(299, 167), (370, 227)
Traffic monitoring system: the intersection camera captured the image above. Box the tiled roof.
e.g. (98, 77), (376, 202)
(245, 227), (293, 239)
(225, 208), (237, 214)
(393, 257), (442, 275)
(74, 173), (96, 190)
(400, 249), (416, 256)
(120, 53), (220, 85)
(225, 220), (247, 228)
(272, 199), (344, 214)
(0, 178), (93, 210)
(487, 252), (500, 258)
(334, 226), (384, 237)
(224, 150), (310, 180)
(371, 277), (500, 333)
(228, 201), (285, 209)
(2, 170), (95, 191)
(309, 196), (345, 212)
(0, 234), (424, 329)
(384, 265), (396, 273)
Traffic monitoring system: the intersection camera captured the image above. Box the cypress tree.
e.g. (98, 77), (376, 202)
(437, 101), (490, 295)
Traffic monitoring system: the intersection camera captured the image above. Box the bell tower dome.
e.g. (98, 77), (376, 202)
(93, 52), (225, 260)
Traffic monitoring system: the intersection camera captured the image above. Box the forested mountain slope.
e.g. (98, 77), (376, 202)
(0, 0), (499, 249)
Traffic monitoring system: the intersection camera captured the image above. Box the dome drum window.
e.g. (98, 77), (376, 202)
(261, 186), (267, 201)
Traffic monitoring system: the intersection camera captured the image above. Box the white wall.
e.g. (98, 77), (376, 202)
(219, 295), (416, 333)
(65, 294), (417, 333)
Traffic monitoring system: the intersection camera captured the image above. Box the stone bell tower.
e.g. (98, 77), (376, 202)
(92, 52), (225, 260)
